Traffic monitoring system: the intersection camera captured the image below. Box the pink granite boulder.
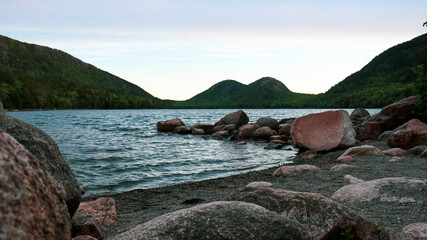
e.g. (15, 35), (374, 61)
(237, 124), (259, 139)
(272, 164), (320, 177)
(337, 145), (383, 161)
(157, 118), (186, 132)
(387, 119), (427, 149)
(74, 197), (118, 226)
(278, 123), (291, 136)
(215, 110), (249, 128)
(0, 131), (71, 240)
(253, 126), (275, 140)
(291, 110), (356, 151)
(382, 148), (406, 156)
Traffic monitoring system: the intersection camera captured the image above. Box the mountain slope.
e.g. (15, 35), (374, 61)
(0, 35), (163, 109)
(174, 77), (315, 108)
(315, 33), (427, 107)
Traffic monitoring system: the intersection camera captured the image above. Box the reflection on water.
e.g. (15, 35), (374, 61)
(8, 108), (380, 196)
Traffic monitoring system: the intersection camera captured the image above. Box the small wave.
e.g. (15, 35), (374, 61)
(118, 127), (140, 132)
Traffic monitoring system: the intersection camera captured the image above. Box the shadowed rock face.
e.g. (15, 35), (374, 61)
(215, 110), (249, 128)
(0, 112), (82, 217)
(226, 187), (387, 240)
(387, 119), (427, 149)
(0, 131), (71, 240)
(113, 201), (311, 240)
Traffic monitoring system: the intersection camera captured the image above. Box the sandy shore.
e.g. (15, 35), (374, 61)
(83, 140), (427, 239)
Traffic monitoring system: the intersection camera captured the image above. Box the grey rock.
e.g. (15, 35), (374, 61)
(246, 181), (273, 188)
(256, 117), (279, 131)
(174, 125), (191, 134)
(0, 131), (71, 240)
(344, 175), (365, 185)
(407, 145), (427, 155)
(211, 130), (229, 139)
(113, 201), (311, 240)
(0, 112), (82, 217)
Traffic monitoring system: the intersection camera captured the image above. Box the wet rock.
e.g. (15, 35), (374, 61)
(382, 148), (406, 156)
(191, 128), (205, 135)
(215, 110), (249, 128)
(211, 130), (229, 139)
(272, 164), (320, 177)
(331, 177), (426, 203)
(256, 117), (279, 131)
(407, 145), (427, 155)
(264, 143), (282, 150)
(389, 223), (427, 240)
(387, 119), (427, 149)
(0, 131), (71, 240)
(337, 145), (383, 161)
(246, 181), (273, 188)
(113, 201), (311, 240)
(291, 110), (356, 151)
(174, 125), (191, 134)
(0, 110), (82, 217)
(226, 187), (386, 240)
(237, 124), (259, 139)
(157, 118), (185, 132)
(344, 175), (364, 185)
(253, 126), (275, 140)
(330, 164), (357, 172)
(278, 123), (291, 136)
(191, 123), (215, 134)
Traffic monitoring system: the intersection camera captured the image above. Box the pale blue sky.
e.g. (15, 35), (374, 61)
(1, 0), (426, 100)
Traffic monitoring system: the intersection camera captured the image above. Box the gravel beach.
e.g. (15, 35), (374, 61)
(83, 140), (427, 239)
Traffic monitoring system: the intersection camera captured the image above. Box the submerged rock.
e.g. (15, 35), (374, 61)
(0, 131), (71, 240)
(291, 110), (356, 151)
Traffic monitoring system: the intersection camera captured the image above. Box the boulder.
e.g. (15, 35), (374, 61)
(237, 124), (259, 139)
(215, 110), (249, 128)
(344, 175), (364, 185)
(291, 110), (356, 151)
(377, 130), (392, 141)
(253, 126), (275, 140)
(246, 181), (273, 188)
(0, 110), (82, 217)
(256, 117), (279, 131)
(0, 131), (71, 240)
(191, 128), (205, 135)
(211, 130), (229, 139)
(330, 164), (357, 172)
(213, 125), (224, 132)
(350, 108), (370, 122)
(223, 124), (236, 132)
(337, 145), (383, 161)
(355, 96), (418, 140)
(272, 164), (320, 177)
(387, 119), (427, 149)
(191, 123), (215, 134)
(113, 201), (311, 240)
(73, 197), (118, 227)
(72, 219), (103, 240)
(226, 187), (386, 240)
(174, 125), (191, 134)
(157, 118), (185, 132)
(279, 117), (296, 124)
(331, 177), (426, 203)
(407, 145), (427, 155)
(382, 148), (406, 156)
(389, 223), (427, 240)
(278, 123), (291, 136)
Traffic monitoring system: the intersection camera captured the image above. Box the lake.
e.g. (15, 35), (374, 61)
(8, 108), (380, 196)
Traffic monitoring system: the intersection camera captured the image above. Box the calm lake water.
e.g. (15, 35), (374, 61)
(8, 108), (380, 196)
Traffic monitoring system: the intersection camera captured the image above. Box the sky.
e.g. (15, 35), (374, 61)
(1, 0), (426, 100)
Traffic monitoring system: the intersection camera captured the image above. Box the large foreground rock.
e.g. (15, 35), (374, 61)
(113, 201), (310, 240)
(226, 187), (386, 240)
(355, 96), (417, 140)
(331, 177), (426, 203)
(157, 118), (185, 132)
(387, 119), (427, 149)
(291, 110), (356, 151)
(0, 131), (71, 239)
(0, 111), (82, 217)
(215, 110), (249, 128)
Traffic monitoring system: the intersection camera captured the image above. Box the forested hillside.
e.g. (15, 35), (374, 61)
(0, 35), (164, 109)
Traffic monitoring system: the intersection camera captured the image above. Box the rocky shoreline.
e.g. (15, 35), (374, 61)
(1, 96), (426, 239)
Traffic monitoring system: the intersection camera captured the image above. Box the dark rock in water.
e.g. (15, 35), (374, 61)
(213, 125), (224, 132)
(279, 118), (296, 124)
(237, 124), (259, 139)
(226, 187), (386, 240)
(253, 126), (275, 140)
(211, 130), (229, 139)
(215, 110), (249, 128)
(278, 123), (291, 136)
(191, 123), (215, 134)
(264, 143), (282, 150)
(407, 145), (427, 155)
(113, 201), (311, 240)
(157, 118), (185, 132)
(0, 131), (71, 240)
(192, 128), (205, 135)
(355, 96), (418, 140)
(387, 119), (427, 149)
(223, 124), (236, 132)
(174, 125), (191, 134)
(0, 110), (82, 217)
(228, 131), (238, 141)
(256, 117), (279, 131)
